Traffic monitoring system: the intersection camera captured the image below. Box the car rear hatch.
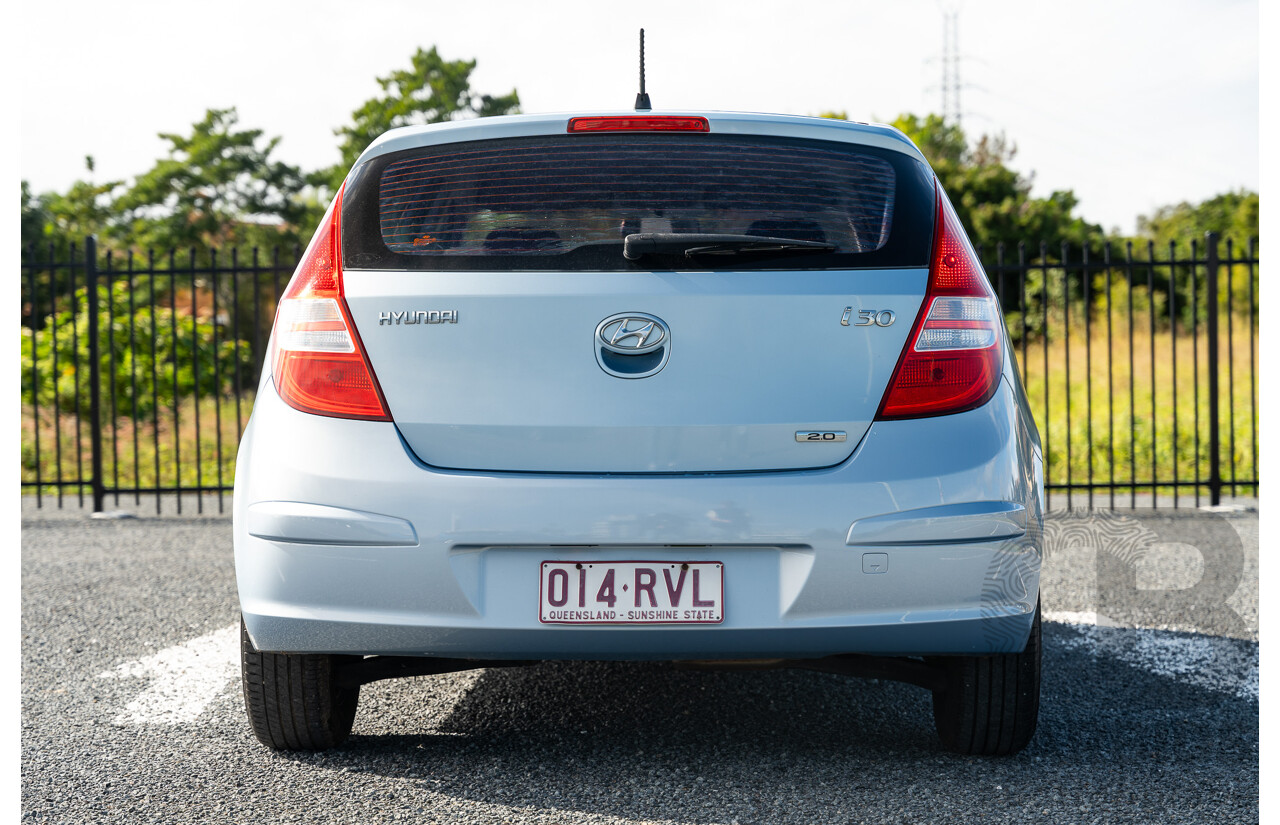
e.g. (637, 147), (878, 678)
(339, 122), (936, 473)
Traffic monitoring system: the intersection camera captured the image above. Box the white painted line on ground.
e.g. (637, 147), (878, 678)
(1045, 611), (1258, 701)
(93, 613), (1259, 728)
(97, 623), (240, 725)
(1043, 610), (1120, 627)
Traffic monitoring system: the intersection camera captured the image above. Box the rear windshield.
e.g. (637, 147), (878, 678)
(342, 134), (934, 271)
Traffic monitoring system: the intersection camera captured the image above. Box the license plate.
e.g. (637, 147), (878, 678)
(539, 561), (724, 624)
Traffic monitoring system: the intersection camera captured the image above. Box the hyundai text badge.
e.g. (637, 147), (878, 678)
(595, 312), (670, 379)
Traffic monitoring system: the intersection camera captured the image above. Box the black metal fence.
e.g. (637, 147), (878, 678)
(21, 238), (297, 513)
(20, 234), (1259, 512)
(980, 234), (1258, 509)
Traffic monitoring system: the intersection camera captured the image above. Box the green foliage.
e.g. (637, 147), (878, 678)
(44, 181), (124, 241)
(316, 46), (520, 192)
(1137, 190), (1258, 250)
(24, 48), (523, 251)
(22, 156), (123, 249)
(888, 113), (1104, 256)
(114, 108), (308, 251)
(22, 393), (250, 494)
(1117, 190), (1259, 329)
(1005, 267), (1171, 345)
(21, 279), (254, 419)
(891, 113), (967, 167)
(21, 181), (48, 249)
(22, 170), (117, 330)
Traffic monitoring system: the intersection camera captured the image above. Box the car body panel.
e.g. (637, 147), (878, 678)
(345, 268), (926, 472)
(235, 110), (1043, 664)
(235, 354), (1042, 659)
(354, 110), (929, 169)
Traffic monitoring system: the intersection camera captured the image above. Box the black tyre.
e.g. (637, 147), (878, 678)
(929, 597), (1041, 756)
(240, 618), (360, 750)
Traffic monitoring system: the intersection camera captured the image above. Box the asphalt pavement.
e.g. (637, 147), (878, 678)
(21, 498), (1258, 824)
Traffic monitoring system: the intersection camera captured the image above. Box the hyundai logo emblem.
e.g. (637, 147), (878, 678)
(597, 313), (667, 354)
(595, 312), (670, 379)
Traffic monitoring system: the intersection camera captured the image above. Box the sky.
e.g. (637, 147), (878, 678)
(16, 0), (1260, 235)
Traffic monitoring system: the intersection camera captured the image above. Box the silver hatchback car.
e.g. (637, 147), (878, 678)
(235, 110), (1044, 755)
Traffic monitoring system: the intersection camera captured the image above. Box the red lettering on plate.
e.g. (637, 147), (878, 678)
(596, 569), (617, 608)
(634, 568), (657, 607)
(692, 569), (715, 607)
(663, 567), (687, 605)
(547, 569), (568, 607)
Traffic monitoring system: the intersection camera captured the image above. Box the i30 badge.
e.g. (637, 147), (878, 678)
(595, 312), (670, 379)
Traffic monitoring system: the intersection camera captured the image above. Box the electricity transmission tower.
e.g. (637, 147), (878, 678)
(938, 8), (962, 126)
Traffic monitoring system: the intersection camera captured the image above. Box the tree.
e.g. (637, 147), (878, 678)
(1137, 190), (1259, 323)
(1137, 190), (1258, 250)
(22, 159), (126, 330)
(316, 47), (520, 192)
(887, 113), (1102, 256)
(830, 113), (1109, 340)
(114, 108), (308, 251)
(817, 112), (1103, 256)
(43, 178), (124, 241)
(22, 156), (123, 248)
(21, 180), (50, 251)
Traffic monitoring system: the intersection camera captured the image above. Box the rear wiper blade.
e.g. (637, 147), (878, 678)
(623, 233), (836, 260)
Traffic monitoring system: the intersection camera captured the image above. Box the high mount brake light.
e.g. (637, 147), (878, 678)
(271, 186), (391, 421)
(876, 182), (1004, 420)
(567, 116), (710, 133)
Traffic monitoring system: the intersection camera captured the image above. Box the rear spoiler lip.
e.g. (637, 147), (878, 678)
(353, 110), (928, 170)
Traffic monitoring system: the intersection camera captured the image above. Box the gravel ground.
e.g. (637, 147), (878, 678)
(21, 499), (1258, 824)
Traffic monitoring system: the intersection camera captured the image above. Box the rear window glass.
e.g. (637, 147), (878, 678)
(343, 134), (934, 271)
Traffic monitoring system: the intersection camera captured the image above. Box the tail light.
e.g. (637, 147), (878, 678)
(271, 187), (391, 421)
(876, 182), (1003, 419)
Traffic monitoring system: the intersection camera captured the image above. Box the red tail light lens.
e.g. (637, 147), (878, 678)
(567, 116), (710, 133)
(271, 187), (391, 421)
(876, 183), (1003, 419)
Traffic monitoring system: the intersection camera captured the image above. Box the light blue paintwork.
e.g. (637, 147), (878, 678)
(235, 357), (1042, 658)
(234, 111), (1044, 661)
(845, 501), (1027, 546)
(246, 501), (418, 547)
(346, 268), (927, 473)
(355, 110), (929, 168)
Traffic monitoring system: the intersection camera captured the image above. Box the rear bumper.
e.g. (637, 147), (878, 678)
(235, 377), (1042, 659)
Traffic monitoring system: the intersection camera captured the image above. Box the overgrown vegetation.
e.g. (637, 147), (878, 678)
(1020, 312), (1258, 505)
(22, 279), (254, 419)
(22, 394), (249, 500)
(18, 56), (1259, 503)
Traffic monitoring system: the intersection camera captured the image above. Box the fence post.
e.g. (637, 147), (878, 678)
(1205, 231), (1221, 507)
(85, 237), (106, 513)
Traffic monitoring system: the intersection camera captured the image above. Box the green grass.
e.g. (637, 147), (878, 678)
(21, 392), (251, 500)
(1016, 308), (1258, 504)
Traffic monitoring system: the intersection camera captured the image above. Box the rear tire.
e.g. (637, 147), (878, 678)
(930, 597), (1041, 756)
(240, 618), (360, 750)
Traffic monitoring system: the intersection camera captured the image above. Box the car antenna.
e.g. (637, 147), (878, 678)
(634, 29), (652, 111)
